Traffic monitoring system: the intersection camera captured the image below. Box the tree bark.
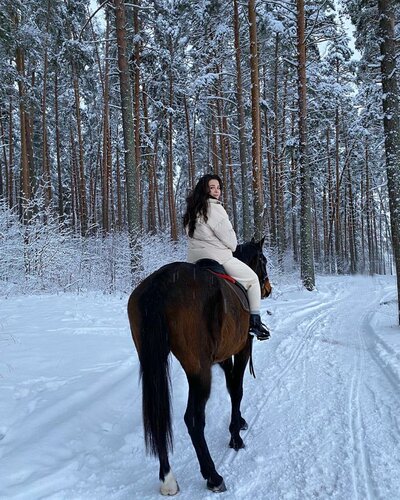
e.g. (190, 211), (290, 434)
(378, 0), (400, 325)
(296, 0), (315, 290)
(113, 0), (141, 274)
(8, 100), (14, 209)
(41, 0), (52, 209)
(16, 45), (32, 223)
(216, 68), (229, 209)
(183, 95), (195, 190)
(72, 64), (88, 234)
(167, 35), (177, 241)
(290, 109), (298, 263)
(102, 13), (111, 233)
(133, 2), (143, 230)
(233, 0), (251, 239)
(248, 0), (264, 239)
(334, 104), (343, 273)
(0, 112), (8, 201)
(143, 85), (156, 233)
(54, 69), (64, 220)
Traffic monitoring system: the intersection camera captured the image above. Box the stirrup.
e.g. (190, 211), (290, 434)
(249, 314), (270, 341)
(249, 327), (270, 341)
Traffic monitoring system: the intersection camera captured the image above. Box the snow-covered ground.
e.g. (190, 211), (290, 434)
(1, 275), (400, 500)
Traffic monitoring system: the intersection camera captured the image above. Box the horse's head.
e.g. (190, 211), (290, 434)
(233, 237), (272, 298)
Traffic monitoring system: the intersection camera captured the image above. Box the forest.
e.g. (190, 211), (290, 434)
(0, 0), (399, 321)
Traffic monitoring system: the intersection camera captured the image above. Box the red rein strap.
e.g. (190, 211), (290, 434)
(210, 271), (236, 284)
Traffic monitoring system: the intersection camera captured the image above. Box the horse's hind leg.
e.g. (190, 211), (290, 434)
(159, 452), (179, 495)
(220, 343), (251, 451)
(184, 373), (227, 493)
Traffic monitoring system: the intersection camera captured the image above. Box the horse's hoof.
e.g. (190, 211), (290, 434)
(207, 479), (227, 493)
(160, 471), (180, 496)
(229, 436), (245, 450)
(160, 482), (180, 496)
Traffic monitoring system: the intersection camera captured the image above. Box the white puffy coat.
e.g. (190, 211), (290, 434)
(187, 198), (237, 264)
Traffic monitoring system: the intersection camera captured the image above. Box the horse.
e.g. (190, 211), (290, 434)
(127, 237), (271, 495)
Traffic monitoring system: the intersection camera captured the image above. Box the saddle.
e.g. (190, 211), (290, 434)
(195, 259), (250, 312)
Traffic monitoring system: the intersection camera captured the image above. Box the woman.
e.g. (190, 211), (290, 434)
(183, 174), (270, 340)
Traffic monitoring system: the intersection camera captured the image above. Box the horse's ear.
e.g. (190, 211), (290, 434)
(253, 236), (265, 247)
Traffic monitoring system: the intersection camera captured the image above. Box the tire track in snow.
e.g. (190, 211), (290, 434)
(348, 307), (375, 500)
(167, 305), (337, 487)
(348, 294), (400, 500)
(345, 287), (394, 500)
(218, 298), (342, 470)
(167, 296), (343, 486)
(1, 357), (135, 460)
(361, 289), (400, 396)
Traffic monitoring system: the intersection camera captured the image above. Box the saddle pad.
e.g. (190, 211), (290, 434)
(221, 278), (250, 313)
(195, 259), (250, 313)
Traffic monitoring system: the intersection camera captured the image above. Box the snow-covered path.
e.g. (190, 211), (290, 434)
(1, 276), (400, 499)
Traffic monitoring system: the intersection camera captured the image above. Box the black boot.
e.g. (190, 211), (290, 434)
(249, 314), (270, 341)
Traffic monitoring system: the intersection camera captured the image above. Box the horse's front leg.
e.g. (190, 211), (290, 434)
(220, 340), (252, 450)
(184, 373), (227, 493)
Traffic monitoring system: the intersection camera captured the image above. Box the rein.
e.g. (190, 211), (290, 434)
(249, 338), (256, 378)
(209, 271), (236, 284)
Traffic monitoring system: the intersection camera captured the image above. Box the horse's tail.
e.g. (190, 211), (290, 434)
(137, 283), (173, 459)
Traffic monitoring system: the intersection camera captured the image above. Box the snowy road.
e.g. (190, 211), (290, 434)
(1, 275), (400, 499)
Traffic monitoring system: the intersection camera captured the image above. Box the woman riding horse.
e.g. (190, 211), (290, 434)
(127, 176), (271, 495)
(184, 174), (270, 340)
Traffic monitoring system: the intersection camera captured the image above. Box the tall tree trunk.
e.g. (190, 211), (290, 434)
(115, 137), (123, 230)
(223, 113), (238, 234)
(312, 186), (320, 263)
(210, 104), (219, 175)
(183, 95), (195, 190)
(143, 85), (156, 233)
(273, 34), (280, 251)
(378, 0), (400, 325)
(70, 128), (79, 230)
(277, 67), (288, 264)
(72, 64), (88, 234)
(133, 2), (143, 230)
(113, 0), (141, 274)
(360, 174), (366, 273)
(216, 68), (229, 209)
(296, 0), (315, 290)
(41, 0), (52, 209)
(322, 186), (328, 271)
(347, 167), (357, 274)
(167, 36), (177, 241)
(16, 45), (32, 223)
(233, 0), (250, 239)
(0, 112), (8, 201)
(290, 109), (298, 263)
(153, 125), (163, 230)
(8, 100), (14, 209)
(102, 14), (111, 233)
(248, 0), (264, 239)
(334, 105), (343, 273)
(264, 92), (276, 247)
(326, 128), (334, 272)
(54, 69), (64, 219)
(365, 145), (374, 275)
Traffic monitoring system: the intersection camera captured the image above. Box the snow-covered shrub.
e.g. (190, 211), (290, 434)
(0, 200), (187, 296)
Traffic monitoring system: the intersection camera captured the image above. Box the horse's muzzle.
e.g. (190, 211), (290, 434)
(261, 278), (272, 298)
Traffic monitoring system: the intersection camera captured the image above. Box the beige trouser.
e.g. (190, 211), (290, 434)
(222, 257), (260, 313)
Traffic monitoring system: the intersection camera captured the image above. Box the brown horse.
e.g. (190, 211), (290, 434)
(127, 238), (271, 495)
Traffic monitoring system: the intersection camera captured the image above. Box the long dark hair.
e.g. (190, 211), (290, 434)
(183, 174), (223, 237)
